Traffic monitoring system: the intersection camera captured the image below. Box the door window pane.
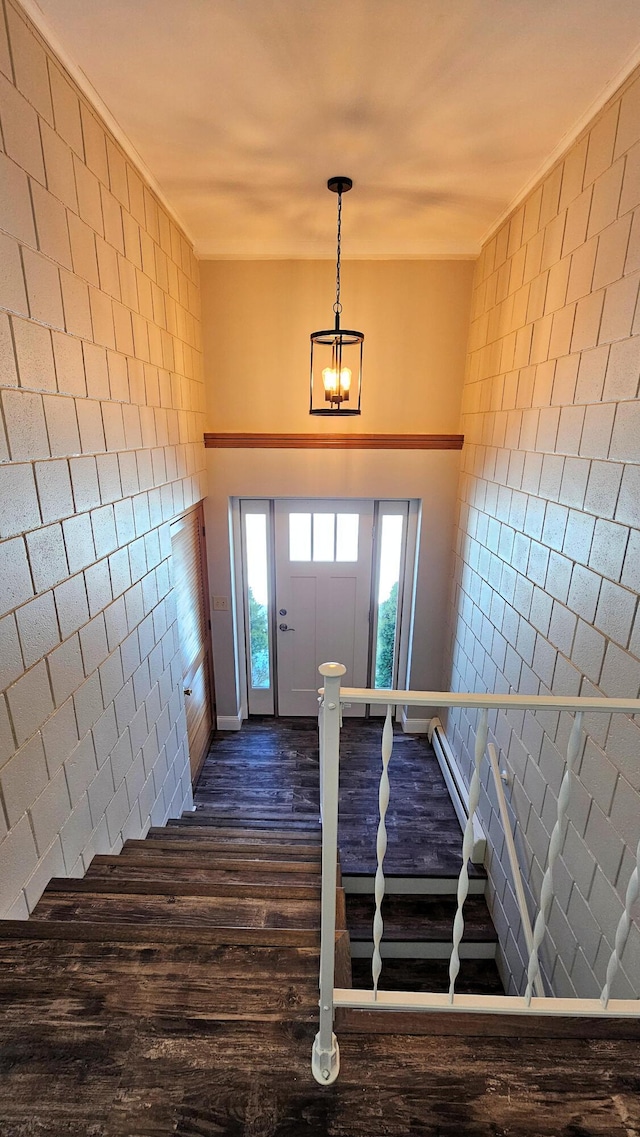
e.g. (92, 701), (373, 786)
(289, 513), (311, 561)
(245, 513), (270, 688)
(374, 514), (404, 688)
(313, 513), (335, 561)
(336, 513), (359, 561)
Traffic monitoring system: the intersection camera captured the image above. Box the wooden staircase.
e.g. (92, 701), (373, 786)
(26, 810), (347, 953)
(1, 739), (639, 1132)
(347, 893), (504, 996)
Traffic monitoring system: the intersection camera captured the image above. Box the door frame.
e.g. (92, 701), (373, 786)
(232, 496), (419, 718)
(171, 501), (216, 783)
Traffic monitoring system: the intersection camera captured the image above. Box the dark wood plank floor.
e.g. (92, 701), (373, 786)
(195, 717), (479, 876)
(1, 717), (639, 1136)
(1, 936), (639, 1137)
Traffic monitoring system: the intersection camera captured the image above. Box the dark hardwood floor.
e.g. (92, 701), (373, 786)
(0, 716), (638, 1136)
(195, 716), (482, 877)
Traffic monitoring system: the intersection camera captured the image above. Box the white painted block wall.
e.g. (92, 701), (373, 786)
(0, 0), (206, 916)
(446, 68), (640, 1000)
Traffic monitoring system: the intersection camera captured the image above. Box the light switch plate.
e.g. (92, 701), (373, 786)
(213, 596), (230, 611)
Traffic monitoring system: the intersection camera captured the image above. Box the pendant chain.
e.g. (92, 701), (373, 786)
(333, 192), (342, 315)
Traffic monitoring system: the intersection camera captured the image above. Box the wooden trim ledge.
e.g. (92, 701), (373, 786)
(203, 433), (464, 450)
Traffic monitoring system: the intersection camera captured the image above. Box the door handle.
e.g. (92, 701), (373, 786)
(279, 623), (295, 631)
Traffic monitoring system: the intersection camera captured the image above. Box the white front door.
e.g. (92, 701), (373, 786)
(274, 500), (374, 716)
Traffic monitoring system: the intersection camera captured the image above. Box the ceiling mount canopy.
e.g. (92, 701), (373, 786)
(309, 176), (363, 416)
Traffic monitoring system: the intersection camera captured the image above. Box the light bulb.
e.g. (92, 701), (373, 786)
(322, 366), (351, 402)
(322, 366), (338, 394)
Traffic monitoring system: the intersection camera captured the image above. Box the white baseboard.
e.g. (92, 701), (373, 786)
(216, 713), (243, 731)
(429, 717), (486, 864)
(180, 784), (195, 812)
(400, 709), (430, 734)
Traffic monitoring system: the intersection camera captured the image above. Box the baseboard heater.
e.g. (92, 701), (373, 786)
(428, 717), (486, 865)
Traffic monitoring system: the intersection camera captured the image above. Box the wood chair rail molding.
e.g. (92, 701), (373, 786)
(203, 432), (464, 450)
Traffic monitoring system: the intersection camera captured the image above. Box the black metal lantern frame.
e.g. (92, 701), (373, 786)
(309, 177), (363, 416)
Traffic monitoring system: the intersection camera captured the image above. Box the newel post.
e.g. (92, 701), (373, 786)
(311, 662), (345, 1086)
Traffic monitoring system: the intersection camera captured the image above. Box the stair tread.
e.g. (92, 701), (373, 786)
(191, 808), (320, 824)
(346, 895), (497, 941)
(172, 821), (320, 842)
(86, 856), (323, 887)
(45, 876), (322, 900)
(0, 937), (321, 1021)
(122, 840), (322, 871)
(0, 917), (324, 947)
(32, 891), (323, 930)
(144, 830), (322, 856)
(342, 863), (488, 879)
(350, 956), (504, 996)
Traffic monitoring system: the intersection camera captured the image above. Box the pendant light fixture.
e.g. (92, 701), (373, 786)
(309, 176), (363, 415)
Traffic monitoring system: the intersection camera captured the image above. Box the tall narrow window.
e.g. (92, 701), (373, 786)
(374, 514), (404, 688)
(244, 513), (270, 688)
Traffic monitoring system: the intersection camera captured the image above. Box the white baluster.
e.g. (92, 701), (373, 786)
(312, 663), (346, 1086)
(372, 704), (393, 998)
(525, 710), (583, 1005)
(600, 836), (640, 1008)
(318, 696), (324, 825)
(449, 707), (488, 1002)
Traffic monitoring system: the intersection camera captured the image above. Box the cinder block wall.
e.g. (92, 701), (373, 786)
(0, 0), (206, 916)
(446, 68), (640, 997)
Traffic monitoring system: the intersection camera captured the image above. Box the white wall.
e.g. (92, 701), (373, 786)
(446, 64), (640, 998)
(0, 0), (206, 916)
(200, 259), (474, 435)
(205, 447), (461, 724)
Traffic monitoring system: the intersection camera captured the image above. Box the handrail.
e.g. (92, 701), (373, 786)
(322, 685), (640, 714)
(487, 742), (543, 999)
(312, 665), (640, 1086)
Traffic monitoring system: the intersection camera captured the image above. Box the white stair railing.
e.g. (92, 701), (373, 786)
(487, 742), (544, 998)
(449, 707), (488, 1001)
(311, 665), (640, 1086)
(311, 663), (344, 1086)
(524, 710), (583, 1005)
(372, 704), (393, 997)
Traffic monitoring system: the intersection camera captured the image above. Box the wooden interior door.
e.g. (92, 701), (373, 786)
(170, 505), (214, 782)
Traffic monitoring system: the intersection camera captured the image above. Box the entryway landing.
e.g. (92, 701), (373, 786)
(193, 716), (497, 993)
(193, 716), (485, 883)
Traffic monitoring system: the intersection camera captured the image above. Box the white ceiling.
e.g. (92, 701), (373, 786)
(31, 0), (640, 257)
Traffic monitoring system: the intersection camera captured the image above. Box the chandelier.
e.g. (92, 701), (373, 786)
(309, 176), (363, 415)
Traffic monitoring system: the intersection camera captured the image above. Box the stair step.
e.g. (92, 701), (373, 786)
(31, 890), (323, 931)
(343, 874), (486, 895)
(0, 921), (352, 986)
(350, 957), (504, 996)
(190, 810), (320, 829)
(172, 820), (321, 843)
(121, 842), (322, 874)
(45, 876), (322, 901)
(346, 895), (497, 943)
(86, 856), (323, 888)
(0, 917), (324, 948)
(341, 856), (488, 878)
(144, 830), (322, 857)
(0, 937), (321, 1021)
